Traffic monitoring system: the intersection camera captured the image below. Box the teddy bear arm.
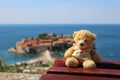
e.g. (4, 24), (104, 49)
(90, 50), (101, 62)
(64, 47), (74, 59)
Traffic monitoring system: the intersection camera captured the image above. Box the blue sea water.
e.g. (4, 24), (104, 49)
(0, 24), (120, 64)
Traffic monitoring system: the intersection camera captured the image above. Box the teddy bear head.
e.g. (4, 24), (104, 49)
(73, 30), (96, 50)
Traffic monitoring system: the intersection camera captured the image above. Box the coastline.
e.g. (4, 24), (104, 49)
(14, 50), (54, 65)
(1, 50), (54, 74)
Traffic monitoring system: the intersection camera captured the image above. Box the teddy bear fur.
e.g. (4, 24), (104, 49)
(64, 30), (101, 68)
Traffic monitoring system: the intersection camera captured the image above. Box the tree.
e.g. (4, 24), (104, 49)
(38, 33), (47, 39)
(0, 58), (5, 71)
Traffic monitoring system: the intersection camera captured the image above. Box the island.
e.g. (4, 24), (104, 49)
(9, 33), (74, 54)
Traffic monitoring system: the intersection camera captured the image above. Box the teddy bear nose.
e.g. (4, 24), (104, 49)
(80, 43), (84, 46)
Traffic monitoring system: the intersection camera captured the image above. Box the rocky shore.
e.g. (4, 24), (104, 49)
(8, 50), (54, 74)
(0, 50), (55, 80)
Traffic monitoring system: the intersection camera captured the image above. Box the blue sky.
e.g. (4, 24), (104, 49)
(0, 0), (120, 24)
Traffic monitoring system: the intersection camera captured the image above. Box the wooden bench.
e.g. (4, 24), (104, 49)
(40, 58), (120, 80)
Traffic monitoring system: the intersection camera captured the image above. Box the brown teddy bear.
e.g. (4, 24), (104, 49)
(64, 30), (101, 68)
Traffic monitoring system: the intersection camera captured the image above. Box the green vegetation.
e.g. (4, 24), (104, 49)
(48, 42), (71, 52)
(41, 61), (53, 67)
(1, 65), (22, 72)
(37, 33), (58, 41)
(29, 46), (37, 53)
(0, 59), (22, 72)
(51, 37), (58, 41)
(0, 58), (53, 74)
(38, 33), (48, 39)
(0, 58), (5, 72)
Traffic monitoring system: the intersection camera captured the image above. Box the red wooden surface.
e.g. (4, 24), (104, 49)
(40, 58), (120, 80)
(48, 66), (120, 77)
(40, 73), (120, 80)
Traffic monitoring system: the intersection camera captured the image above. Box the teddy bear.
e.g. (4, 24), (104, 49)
(64, 30), (101, 68)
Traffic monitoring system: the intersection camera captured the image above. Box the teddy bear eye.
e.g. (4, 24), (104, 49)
(84, 40), (87, 42)
(84, 39), (89, 42)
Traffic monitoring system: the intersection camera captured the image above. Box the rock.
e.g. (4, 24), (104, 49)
(26, 59), (38, 65)
(8, 47), (26, 54)
(8, 47), (17, 53)
(16, 49), (26, 54)
(37, 68), (46, 74)
(16, 62), (22, 66)
(23, 69), (31, 73)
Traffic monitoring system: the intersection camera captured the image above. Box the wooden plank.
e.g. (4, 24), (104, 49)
(53, 58), (120, 69)
(40, 73), (120, 80)
(53, 58), (66, 67)
(40, 58), (120, 80)
(47, 66), (120, 78)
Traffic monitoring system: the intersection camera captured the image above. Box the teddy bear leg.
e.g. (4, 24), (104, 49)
(82, 60), (96, 68)
(65, 57), (79, 68)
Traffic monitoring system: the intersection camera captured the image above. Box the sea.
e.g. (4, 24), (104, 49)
(0, 24), (120, 64)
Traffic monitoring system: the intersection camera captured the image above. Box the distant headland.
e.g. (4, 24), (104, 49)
(8, 33), (74, 54)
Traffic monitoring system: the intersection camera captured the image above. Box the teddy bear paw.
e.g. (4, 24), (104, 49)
(65, 57), (79, 68)
(83, 60), (96, 68)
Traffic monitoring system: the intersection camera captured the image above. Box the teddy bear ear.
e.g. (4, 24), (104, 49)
(92, 33), (96, 40)
(73, 31), (78, 38)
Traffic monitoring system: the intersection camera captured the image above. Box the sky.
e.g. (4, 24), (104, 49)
(0, 0), (120, 24)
